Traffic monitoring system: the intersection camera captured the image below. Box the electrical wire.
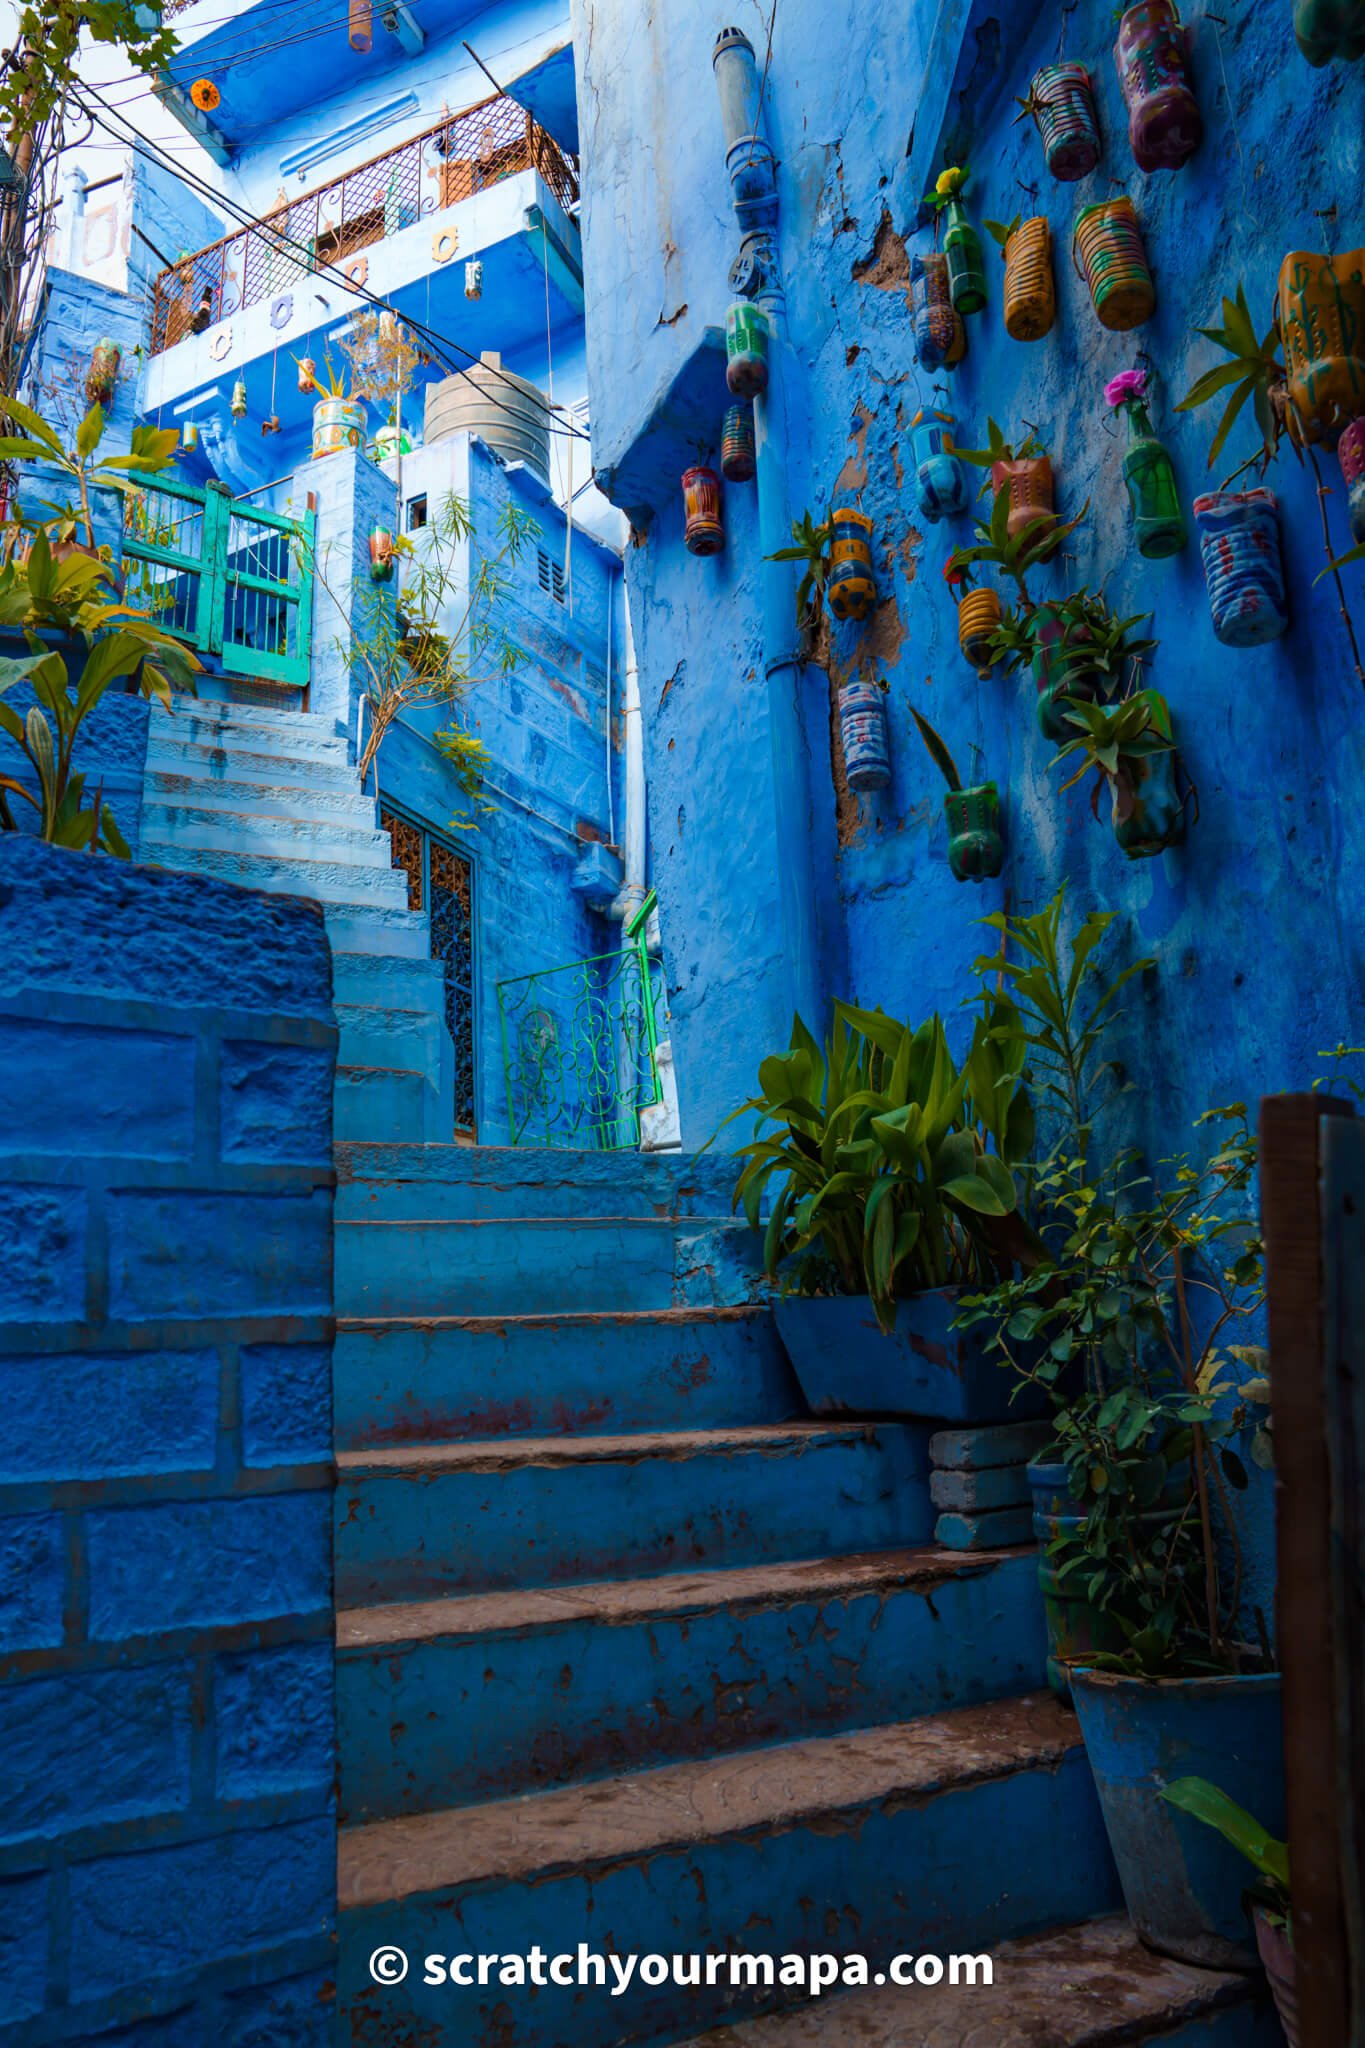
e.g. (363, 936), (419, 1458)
(72, 81), (594, 448)
(92, 0), (429, 95)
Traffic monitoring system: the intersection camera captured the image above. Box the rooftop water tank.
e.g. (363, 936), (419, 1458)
(424, 351), (552, 489)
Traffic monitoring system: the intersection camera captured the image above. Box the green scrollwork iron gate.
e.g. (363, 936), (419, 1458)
(121, 476), (314, 690)
(496, 894), (666, 1151)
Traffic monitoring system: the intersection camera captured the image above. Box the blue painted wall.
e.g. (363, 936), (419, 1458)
(0, 837), (338, 2046)
(572, 0), (1365, 1163)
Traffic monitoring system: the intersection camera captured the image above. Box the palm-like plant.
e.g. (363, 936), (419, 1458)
(1175, 281), (1292, 481)
(0, 397), (178, 555)
(766, 509), (834, 632)
(1053, 691), (1174, 824)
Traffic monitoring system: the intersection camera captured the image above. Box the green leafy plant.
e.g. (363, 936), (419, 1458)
(1161, 1779), (1290, 1921)
(1053, 689), (1176, 824)
(986, 588), (1156, 689)
(946, 485), (1090, 606)
(1175, 282), (1291, 483)
(0, 397), (178, 556)
(952, 415), (1046, 490)
(983, 215), (1022, 253)
(0, 1), (178, 142)
(910, 706), (964, 790)
(720, 1000), (1035, 1332)
(923, 164), (971, 214)
(766, 509), (833, 632)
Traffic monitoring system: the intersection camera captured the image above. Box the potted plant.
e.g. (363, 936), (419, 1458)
(945, 488), (1093, 695)
(296, 351), (368, 461)
(838, 675), (890, 791)
(994, 587), (1157, 741)
(1105, 368), (1187, 558)
(1054, 687), (1188, 856)
(767, 509), (834, 636)
(911, 705), (1004, 883)
(719, 995), (1038, 1419)
(910, 250), (963, 372)
(1162, 1781), (1297, 2042)
(954, 416), (1058, 548)
(946, 560), (1002, 671)
(955, 894), (1281, 1970)
(984, 214), (1056, 342)
(827, 507), (877, 621)
(1113, 0), (1203, 173)
(908, 407), (967, 523)
(1074, 196), (1156, 331)
(1016, 62), (1102, 181)
(924, 165), (986, 317)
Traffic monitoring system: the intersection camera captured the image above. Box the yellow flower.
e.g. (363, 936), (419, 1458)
(936, 166), (966, 197)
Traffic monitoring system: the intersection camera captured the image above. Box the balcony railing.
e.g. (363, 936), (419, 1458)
(149, 93), (579, 356)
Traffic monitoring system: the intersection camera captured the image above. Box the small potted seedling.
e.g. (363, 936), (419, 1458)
(911, 706), (1003, 881)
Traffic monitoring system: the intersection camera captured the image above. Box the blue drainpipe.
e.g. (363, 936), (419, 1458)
(713, 26), (822, 1041)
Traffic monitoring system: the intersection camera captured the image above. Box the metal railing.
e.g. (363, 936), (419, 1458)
(149, 93), (579, 355)
(497, 903), (666, 1152)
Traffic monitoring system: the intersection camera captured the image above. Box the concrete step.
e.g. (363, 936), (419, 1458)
(333, 1143), (744, 1223)
(145, 769), (379, 826)
(158, 700), (341, 738)
(326, 907), (433, 963)
(332, 1303), (798, 1448)
(333, 1421), (933, 1606)
(677, 1916), (1280, 2048)
(141, 802), (392, 865)
(333, 1214), (759, 1317)
(160, 710), (352, 762)
(336, 1692), (1119, 2048)
(335, 1003), (446, 1079)
(146, 736), (362, 788)
(335, 1065), (434, 1144)
(336, 1545), (1046, 1822)
(139, 839), (411, 909)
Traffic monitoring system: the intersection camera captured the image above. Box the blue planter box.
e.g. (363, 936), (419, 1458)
(773, 1292), (1045, 1422)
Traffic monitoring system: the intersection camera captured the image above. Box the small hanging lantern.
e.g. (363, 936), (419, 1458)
(721, 402), (756, 482)
(827, 509), (877, 622)
(1114, 1), (1203, 173)
(190, 78), (221, 113)
(230, 376), (248, 420)
(84, 337), (121, 409)
(297, 355), (318, 395)
(464, 259), (484, 300)
(181, 421), (200, 452)
(1104, 368), (1186, 558)
(681, 466), (724, 555)
(725, 302), (770, 399)
(369, 524), (396, 582)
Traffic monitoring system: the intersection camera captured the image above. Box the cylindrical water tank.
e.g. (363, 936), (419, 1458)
(424, 351), (551, 488)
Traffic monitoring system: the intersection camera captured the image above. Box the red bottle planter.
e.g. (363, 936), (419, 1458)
(682, 467), (724, 556)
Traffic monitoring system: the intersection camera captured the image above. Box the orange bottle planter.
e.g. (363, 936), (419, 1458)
(1002, 217), (1056, 341)
(957, 587), (1002, 670)
(992, 454), (1057, 551)
(1276, 247), (1365, 444)
(1075, 197), (1156, 331)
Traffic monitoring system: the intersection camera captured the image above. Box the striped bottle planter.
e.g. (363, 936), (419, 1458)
(909, 409), (967, 523)
(945, 783), (1004, 882)
(1277, 249), (1365, 443)
(1193, 489), (1288, 647)
(957, 587), (1002, 670)
(1002, 217), (1056, 341)
(681, 467), (724, 556)
(1114, 1), (1203, 173)
(721, 403), (756, 482)
(725, 302), (770, 399)
(911, 252), (958, 371)
(1027, 62), (1102, 181)
(838, 682), (891, 792)
(1339, 417), (1365, 544)
(827, 509), (877, 622)
(1075, 197), (1155, 331)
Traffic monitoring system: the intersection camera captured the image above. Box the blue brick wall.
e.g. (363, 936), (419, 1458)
(0, 835), (338, 2047)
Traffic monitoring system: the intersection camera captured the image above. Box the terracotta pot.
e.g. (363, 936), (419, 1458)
(827, 509), (877, 622)
(1027, 62), (1102, 181)
(838, 681), (891, 791)
(1252, 1905), (1299, 2047)
(945, 782), (1004, 882)
(681, 466), (724, 556)
(1114, 0), (1203, 172)
(1002, 217), (1055, 341)
(1276, 248), (1365, 445)
(957, 587), (1002, 670)
(992, 454), (1057, 549)
(1075, 198), (1156, 331)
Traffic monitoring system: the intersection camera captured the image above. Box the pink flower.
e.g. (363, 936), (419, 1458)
(1104, 368), (1148, 408)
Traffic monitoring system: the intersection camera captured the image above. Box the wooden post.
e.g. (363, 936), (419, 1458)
(1260, 1091), (1355, 2048)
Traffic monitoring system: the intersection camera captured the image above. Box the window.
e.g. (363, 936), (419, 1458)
(536, 546), (566, 605)
(381, 807), (477, 1138)
(406, 493), (428, 532)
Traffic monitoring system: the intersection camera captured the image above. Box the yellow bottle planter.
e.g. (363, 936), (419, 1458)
(1276, 247), (1365, 444)
(958, 587), (1002, 670)
(1002, 217), (1056, 342)
(1074, 197), (1155, 332)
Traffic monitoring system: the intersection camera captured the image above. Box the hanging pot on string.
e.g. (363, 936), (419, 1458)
(1339, 416), (1365, 543)
(230, 377), (248, 420)
(945, 782), (1004, 882)
(181, 421), (200, 452)
(725, 302), (770, 398)
(911, 252), (958, 372)
(84, 337), (121, 409)
(1001, 216), (1056, 341)
(1193, 488), (1288, 646)
(1276, 248), (1365, 444)
(1074, 197), (1156, 331)
(369, 525), (396, 582)
(1023, 62), (1102, 181)
(838, 681), (891, 791)
(957, 587), (1002, 670)
(682, 466), (724, 555)
(827, 509), (877, 622)
(464, 259), (484, 300)
(1114, 1), (1204, 172)
(909, 408), (967, 523)
(297, 355), (318, 394)
(721, 403), (756, 482)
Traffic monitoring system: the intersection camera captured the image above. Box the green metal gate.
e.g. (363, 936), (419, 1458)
(121, 477), (315, 690)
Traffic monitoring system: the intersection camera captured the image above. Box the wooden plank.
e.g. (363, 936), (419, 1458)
(1260, 1091), (1355, 2048)
(1321, 1115), (1365, 2047)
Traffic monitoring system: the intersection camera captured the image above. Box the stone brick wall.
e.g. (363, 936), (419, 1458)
(0, 837), (338, 2046)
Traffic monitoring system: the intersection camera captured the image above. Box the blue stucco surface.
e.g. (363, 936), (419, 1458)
(0, 836), (338, 2045)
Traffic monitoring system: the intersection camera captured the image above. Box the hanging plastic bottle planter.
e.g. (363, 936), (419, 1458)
(1193, 489), (1288, 646)
(682, 466), (724, 555)
(725, 302), (770, 399)
(1114, 1), (1203, 172)
(721, 403), (756, 482)
(1019, 63), (1102, 181)
(838, 681), (891, 791)
(1112, 692), (1186, 858)
(992, 452), (1058, 551)
(348, 0), (372, 52)
(1276, 247), (1365, 444)
(369, 525), (396, 583)
(950, 570), (1002, 672)
(1294, 0), (1365, 62)
(297, 355), (318, 395)
(84, 337), (121, 409)
(827, 509), (877, 622)
(927, 168), (986, 317)
(910, 252), (959, 372)
(1104, 368), (1186, 558)
(181, 421), (200, 452)
(464, 259), (484, 300)
(1074, 197), (1156, 331)
(230, 377), (248, 420)
(908, 408), (967, 523)
(987, 215), (1055, 342)
(1339, 417), (1365, 544)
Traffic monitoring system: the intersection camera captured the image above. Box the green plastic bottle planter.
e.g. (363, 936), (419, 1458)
(944, 199), (987, 316)
(1106, 372), (1186, 559)
(945, 782), (1004, 882)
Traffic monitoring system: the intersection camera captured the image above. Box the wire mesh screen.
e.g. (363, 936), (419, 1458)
(497, 944), (666, 1152)
(150, 95), (580, 354)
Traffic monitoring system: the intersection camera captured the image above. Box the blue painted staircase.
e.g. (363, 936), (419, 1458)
(139, 704), (1277, 2048)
